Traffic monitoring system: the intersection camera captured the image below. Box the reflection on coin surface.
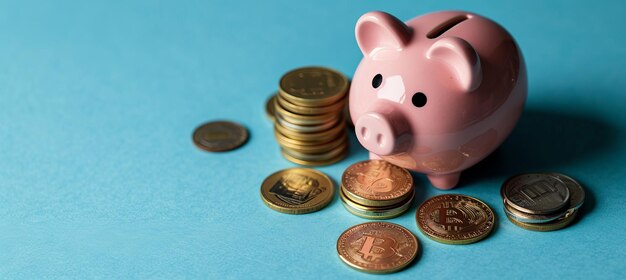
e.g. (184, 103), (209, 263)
(502, 173), (570, 214)
(192, 121), (248, 152)
(279, 67), (349, 106)
(260, 168), (334, 214)
(547, 173), (585, 211)
(337, 222), (418, 274)
(505, 210), (578, 232)
(339, 188), (414, 220)
(342, 160), (413, 207)
(417, 194), (495, 245)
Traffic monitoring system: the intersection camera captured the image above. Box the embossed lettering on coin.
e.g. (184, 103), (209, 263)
(502, 173), (570, 214)
(260, 168), (334, 214)
(342, 160), (413, 206)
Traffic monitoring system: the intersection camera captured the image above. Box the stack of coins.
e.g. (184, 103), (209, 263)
(272, 66), (350, 166)
(501, 173), (585, 231)
(337, 222), (419, 274)
(416, 194), (495, 244)
(340, 160), (415, 219)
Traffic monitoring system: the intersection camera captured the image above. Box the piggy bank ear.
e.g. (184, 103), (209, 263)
(356, 11), (412, 57)
(426, 37), (482, 92)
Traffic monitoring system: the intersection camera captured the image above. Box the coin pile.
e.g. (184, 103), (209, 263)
(501, 173), (585, 231)
(417, 194), (495, 245)
(337, 222), (418, 274)
(340, 160), (415, 219)
(271, 66), (350, 166)
(260, 167), (334, 214)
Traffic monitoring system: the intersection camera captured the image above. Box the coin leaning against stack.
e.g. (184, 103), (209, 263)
(501, 173), (585, 231)
(270, 66), (350, 166)
(340, 160), (415, 219)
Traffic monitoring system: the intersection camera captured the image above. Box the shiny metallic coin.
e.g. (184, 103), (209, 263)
(274, 120), (346, 142)
(505, 210), (578, 232)
(276, 131), (347, 154)
(260, 168), (334, 214)
(279, 66), (349, 107)
(337, 222), (418, 274)
(273, 129), (337, 147)
(503, 200), (565, 224)
(417, 194), (495, 245)
(192, 121), (248, 152)
(276, 93), (346, 116)
(280, 148), (346, 166)
(547, 173), (585, 212)
(274, 100), (338, 126)
(265, 94), (277, 122)
(282, 143), (348, 162)
(276, 113), (340, 133)
(501, 173), (571, 215)
(342, 160), (414, 207)
(340, 187), (414, 220)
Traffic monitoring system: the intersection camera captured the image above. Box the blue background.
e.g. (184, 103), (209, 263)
(1, 0), (625, 279)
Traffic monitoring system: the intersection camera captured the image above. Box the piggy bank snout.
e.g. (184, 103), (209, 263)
(355, 112), (411, 156)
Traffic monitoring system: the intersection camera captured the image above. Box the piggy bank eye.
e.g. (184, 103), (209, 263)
(412, 92), (427, 107)
(372, 74), (383, 88)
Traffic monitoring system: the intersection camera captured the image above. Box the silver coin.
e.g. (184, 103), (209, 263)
(501, 173), (570, 215)
(503, 200), (566, 224)
(547, 173), (585, 212)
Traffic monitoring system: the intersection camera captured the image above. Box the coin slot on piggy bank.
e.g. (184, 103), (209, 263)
(350, 11), (527, 189)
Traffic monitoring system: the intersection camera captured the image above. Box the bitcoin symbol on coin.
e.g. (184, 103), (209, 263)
(356, 233), (397, 261)
(356, 161), (394, 194)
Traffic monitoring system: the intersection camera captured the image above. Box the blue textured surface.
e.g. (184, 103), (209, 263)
(1, 0), (625, 279)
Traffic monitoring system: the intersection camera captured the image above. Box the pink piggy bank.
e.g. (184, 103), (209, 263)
(350, 11), (527, 189)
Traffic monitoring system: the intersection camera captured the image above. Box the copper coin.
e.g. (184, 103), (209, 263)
(342, 160), (413, 207)
(337, 222), (418, 274)
(260, 168), (334, 214)
(192, 121), (248, 152)
(501, 173), (570, 215)
(416, 194), (495, 245)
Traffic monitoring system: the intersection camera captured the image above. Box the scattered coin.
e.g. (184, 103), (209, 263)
(337, 222), (418, 274)
(417, 194), (495, 245)
(501, 172), (585, 231)
(501, 173), (570, 215)
(192, 121), (248, 152)
(260, 168), (334, 214)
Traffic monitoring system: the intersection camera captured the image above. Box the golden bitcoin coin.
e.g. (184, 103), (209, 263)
(279, 66), (349, 107)
(265, 94), (277, 122)
(260, 168), (334, 214)
(192, 121), (248, 152)
(505, 210), (578, 232)
(416, 194), (495, 245)
(337, 222), (418, 274)
(339, 187), (414, 220)
(342, 160), (414, 207)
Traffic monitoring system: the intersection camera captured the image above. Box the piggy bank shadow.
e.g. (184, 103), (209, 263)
(460, 107), (615, 216)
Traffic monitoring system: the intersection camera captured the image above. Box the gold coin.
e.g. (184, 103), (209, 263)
(273, 129), (339, 147)
(506, 210), (578, 231)
(275, 113), (340, 133)
(416, 194), (495, 245)
(503, 200), (565, 224)
(260, 168), (334, 214)
(274, 100), (338, 126)
(342, 160), (414, 207)
(279, 66), (349, 107)
(337, 222), (418, 274)
(192, 121), (248, 152)
(276, 93), (346, 115)
(280, 148), (346, 166)
(339, 187), (414, 220)
(282, 142), (348, 162)
(275, 131), (347, 154)
(265, 94), (277, 122)
(274, 120), (346, 142)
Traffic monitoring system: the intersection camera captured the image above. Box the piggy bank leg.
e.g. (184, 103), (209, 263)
(427, 173), (461, 190)
(369, 152), (382, 160)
